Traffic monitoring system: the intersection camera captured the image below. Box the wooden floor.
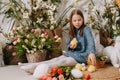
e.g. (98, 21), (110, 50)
(82, 63), (120, 80)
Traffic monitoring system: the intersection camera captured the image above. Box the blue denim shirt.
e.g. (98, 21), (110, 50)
(64, 26), (96, 63)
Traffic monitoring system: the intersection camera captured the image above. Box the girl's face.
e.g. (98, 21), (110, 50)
(72, 14), (83, 29)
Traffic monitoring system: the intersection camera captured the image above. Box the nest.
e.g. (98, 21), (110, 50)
(87, 59), (106, 68)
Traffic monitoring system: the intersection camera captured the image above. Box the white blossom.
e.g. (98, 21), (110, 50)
(23, 12), (29, 18)
(50, 26), (54, 30)
(41, 38), (46, 42)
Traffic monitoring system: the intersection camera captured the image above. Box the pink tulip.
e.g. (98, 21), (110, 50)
(17, 38), (21, 43)
(13, 41), (17, 45)
(24, 39), (29, 43)
(31, 29), (35, 33)
(12, 52), (17, 56)
(26, 34), (30, 38)
(8, 45), (13, 50)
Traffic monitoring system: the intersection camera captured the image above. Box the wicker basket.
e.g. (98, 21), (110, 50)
(87, 59), (106, 68)
(26, 50), (47, 63)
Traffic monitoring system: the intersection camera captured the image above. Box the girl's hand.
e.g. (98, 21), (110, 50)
(88, 53), (96, 65)
(70, 43), (77, 49)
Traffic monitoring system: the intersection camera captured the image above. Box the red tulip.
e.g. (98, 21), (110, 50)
(51, 67), (58, 73)
(57, 68), (63, 75)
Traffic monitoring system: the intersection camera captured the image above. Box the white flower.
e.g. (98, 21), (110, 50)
(47, 10), (53, 16)
(42, 2), (47, 8)
(54, 35), (59, 39)
(31, 39), (36, 46)
(55, 37), (61, 42)
(37, 18), (43, 23)
(30, 50), (34, 53)
(37, 0), (42, 3)
(23, 12), (29, 18)
(111, 7), (116, 13)
(33, 48), (37, 51)
(38, 45), (42, 49)
(102, 19), (108, 26)
(112, 25), (116, 30)
(27, 50), (30, 53)
(33, 6), (39, 11)
(92, 7), (97, 12)
(50, 4), (56, 11)
(41, 33), (45, 37)
(41, 38), (46, 42)
(13, 41), (17, 45)
(50, 26), (54, 30)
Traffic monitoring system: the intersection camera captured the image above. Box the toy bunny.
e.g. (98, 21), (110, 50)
(103, 36), (120, 68)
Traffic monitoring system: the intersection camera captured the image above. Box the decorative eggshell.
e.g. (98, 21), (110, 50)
(87, 65), (96, 73)
(71, 68), (83, 78)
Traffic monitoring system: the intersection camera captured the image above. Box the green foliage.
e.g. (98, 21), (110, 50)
(96, 53), (107, 61)
(4, 26), (62, 56)
(86, 0), (120, 38)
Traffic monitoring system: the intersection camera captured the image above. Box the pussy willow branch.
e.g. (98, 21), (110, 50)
(90, 0), (104, 28)
(56, 4), (73, 27)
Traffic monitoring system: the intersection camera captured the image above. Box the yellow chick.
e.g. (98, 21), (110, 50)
(70, 38), (78, 47)
(82, 66), (87, 71)
(75, 63), (83, 71)
(87, 65), (96, 73)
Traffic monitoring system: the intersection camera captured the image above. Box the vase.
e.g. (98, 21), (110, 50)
(26, 50), (47, 63)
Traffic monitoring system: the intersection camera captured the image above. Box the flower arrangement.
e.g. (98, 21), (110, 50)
(85, 0), (120, 39)
(40, 65), (93, 80)
(4, 26), (61, 56)
(0, 0), (61, 29)
(0, 0), (76, 30)
(40, 66), (74, 80)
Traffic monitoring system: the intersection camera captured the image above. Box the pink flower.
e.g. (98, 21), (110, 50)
(7, 45), (13, 50)
(13, 41), (17, 45)
(31, 29), (35, 33)
(12, 52), (17, 56)
(26, 34), (30, 38)
(45, 32), (48, 36)
(17, 38), (21, 43)
(54, 35), (58, 39)
(13, 37), (17, 41)
(25, 26), (29, 30)
(24, 39), (29, 43)
(12, 27), (16, 33)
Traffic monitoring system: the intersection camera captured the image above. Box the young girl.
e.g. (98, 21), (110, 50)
(20, 9), (96, 78)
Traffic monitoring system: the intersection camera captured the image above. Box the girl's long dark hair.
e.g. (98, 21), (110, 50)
(69, 9), (85, 40)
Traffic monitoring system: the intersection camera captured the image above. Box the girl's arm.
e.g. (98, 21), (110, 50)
(84, 27), (96, 64)
(84, 27), (96, 55)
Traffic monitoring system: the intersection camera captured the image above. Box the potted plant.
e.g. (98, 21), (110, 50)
(4, 25), (63, 63)
(0, 0), (81, 63)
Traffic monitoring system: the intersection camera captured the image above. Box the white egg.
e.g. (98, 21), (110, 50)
(71, 68), (83, 78)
